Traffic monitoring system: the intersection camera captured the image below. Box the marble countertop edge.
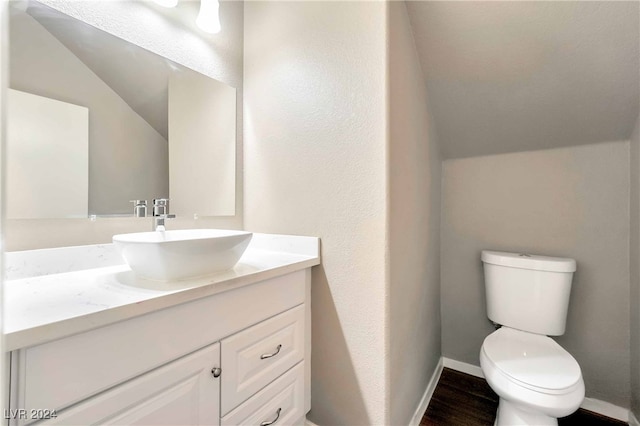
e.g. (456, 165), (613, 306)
(4, 240), (320, 351)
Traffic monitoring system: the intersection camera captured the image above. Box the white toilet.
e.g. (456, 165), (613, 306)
(479, 250), (585, 426)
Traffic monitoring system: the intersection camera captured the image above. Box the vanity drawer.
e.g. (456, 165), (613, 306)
(221, 305), (305, 415)
(221, 362), (305, 426)
(14, 271), (306, 415)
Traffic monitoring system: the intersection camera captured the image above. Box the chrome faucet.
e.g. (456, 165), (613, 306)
(152, 198), (175, 231)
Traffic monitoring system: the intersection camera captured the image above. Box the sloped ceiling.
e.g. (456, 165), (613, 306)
(406, 1), (640, 159)
(26, 1), (183, 140)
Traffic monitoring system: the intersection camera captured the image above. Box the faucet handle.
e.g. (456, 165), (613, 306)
(152, 198), (171, 216)
(129, 200), (147, 218)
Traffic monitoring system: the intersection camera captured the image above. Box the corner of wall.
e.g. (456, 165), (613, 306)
(630, 111), (640, 419)
(0, 0), (8, 419)
(387, 1), (443, 425)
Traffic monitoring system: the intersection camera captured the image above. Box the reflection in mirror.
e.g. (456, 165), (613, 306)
(169, 71), (236, 216)
(7, 89), (89, 218)
(8, 1), (236, 218)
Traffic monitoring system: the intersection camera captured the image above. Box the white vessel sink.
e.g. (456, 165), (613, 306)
(113, 229), (253, 281)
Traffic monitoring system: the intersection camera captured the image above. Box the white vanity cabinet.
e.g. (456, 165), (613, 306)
(8, 269), (312, 426)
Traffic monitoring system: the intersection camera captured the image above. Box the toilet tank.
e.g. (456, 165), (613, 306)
(481, 250), (576, 336)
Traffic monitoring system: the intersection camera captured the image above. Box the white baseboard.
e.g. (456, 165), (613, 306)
(443, 358), (630, 423)
(581, 398), (629, 423)
(443, 357), (484, 378)
(408, 357), (444, 426)
(629, 410), (639, 426)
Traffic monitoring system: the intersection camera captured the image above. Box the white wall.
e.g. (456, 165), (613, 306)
(441, 141), (631, 408)
(244, 2), (389, 424)
(6, 0), (244, 251)
(38, 0), (242, 88)
(631, 113), (640, 419)
(388, 3), (442, 425)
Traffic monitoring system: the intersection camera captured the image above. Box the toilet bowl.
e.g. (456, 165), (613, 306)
(480, 327), (584, 425)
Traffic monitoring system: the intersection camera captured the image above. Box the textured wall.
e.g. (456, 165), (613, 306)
(388, 3), (442, 425)
(38, 0), (242, 87)
(631, 113), (640, 419)
(243, 2), (388, 424)
(6, 0), (244, 250)
(441, 141), (630, 407)
(407, 1), (640, 159)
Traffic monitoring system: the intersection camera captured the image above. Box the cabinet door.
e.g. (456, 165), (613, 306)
(40, 343), (221, 426)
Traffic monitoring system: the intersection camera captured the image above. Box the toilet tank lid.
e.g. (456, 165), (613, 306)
(481, 250), (576, 273)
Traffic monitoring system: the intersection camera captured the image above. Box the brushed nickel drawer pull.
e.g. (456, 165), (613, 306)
(260, 408), (282, 426)
(260, 344), (282, 360)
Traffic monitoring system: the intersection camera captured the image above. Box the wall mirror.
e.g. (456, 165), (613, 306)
(7, 1), (236, 219)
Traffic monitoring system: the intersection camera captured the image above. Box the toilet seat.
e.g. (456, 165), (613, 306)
(481, 327), (582, 395)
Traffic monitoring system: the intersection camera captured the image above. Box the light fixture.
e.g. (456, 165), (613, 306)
(154, 0), (178, 8)
(196, 0), (221, 34)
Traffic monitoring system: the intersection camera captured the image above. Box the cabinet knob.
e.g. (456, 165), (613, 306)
(211, 367), (222, 378)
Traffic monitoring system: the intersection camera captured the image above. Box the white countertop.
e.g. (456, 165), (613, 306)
(4, 233), (320, 351)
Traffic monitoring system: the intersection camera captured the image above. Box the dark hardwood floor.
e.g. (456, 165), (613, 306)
(420, 368), (627, 426)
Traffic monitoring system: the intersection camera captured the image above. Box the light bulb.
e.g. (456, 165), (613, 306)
(196, 0), (221, 34)
(154, 0), (178, 8)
